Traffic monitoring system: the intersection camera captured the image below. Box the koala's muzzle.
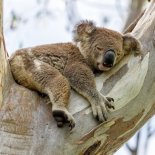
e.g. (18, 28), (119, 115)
(103, 50), (115, 67)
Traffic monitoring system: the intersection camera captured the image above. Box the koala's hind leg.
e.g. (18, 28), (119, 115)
(10, 55), (75, 129)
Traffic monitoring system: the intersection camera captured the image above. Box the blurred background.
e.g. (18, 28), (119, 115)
(3, 0), (155, 155)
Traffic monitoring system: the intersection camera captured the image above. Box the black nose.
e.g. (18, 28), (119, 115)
(103, 50), (115, 67)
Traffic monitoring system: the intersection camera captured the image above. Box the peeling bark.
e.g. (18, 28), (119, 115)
(1, 1), (155, 155)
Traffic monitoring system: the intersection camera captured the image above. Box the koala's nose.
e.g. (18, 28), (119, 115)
(103, 50), (115, 67)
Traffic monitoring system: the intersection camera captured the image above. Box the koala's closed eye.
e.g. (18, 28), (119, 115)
(96, 46), (103, 51)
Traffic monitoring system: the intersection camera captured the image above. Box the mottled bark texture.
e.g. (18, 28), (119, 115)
(1, 1), (155, 155)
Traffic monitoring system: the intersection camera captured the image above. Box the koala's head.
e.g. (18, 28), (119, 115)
(73, 20), (141, 71)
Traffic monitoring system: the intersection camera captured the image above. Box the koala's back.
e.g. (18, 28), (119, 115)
(10, 42), (84, 71)
(9, 42), (86, 90)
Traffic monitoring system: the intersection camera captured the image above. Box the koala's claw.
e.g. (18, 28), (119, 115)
(52, 110), (75, 130)
(106, 97), (114, 102)
(105, 96), (115, 110)
(55, 117), (64, 128)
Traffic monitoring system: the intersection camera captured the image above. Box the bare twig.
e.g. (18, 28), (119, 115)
(126, 131), (141, 155)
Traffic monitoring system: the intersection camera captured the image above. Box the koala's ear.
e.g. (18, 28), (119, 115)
(123, 34), (141, 55)
(73, 20), (96, 43)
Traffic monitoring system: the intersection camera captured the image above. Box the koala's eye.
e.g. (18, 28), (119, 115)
(96, 46), (103, 51)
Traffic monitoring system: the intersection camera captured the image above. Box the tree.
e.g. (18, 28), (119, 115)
(1, 0), (155, 155)
(123, 0), (146, 31)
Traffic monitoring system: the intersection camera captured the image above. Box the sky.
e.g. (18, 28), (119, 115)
(3, 0), (155, 155)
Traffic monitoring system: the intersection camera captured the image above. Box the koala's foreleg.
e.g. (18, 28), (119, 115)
(10, 55), (75, 129)
(64, 63), (114, 122)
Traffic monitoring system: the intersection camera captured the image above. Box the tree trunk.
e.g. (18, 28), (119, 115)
(123, 0), (146, 30)
(1, 1), (155, 155)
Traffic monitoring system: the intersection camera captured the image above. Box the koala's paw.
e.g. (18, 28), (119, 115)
(52, 109), (75, 130)
(105, 96), (115, 110)
(91, 94), (115, 122)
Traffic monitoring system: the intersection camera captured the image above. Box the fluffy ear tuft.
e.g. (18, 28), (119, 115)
(123, 34), (141, 55)
(73, 20), (96, 43)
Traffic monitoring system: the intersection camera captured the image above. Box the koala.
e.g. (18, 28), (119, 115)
(9, 20), (141, 129)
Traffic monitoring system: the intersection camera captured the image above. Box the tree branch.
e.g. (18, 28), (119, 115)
(0, 0), (13, 108)
(123, 0), (146, 30)
(126, 143), (134, 153)
(123, 10), (145, 34)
